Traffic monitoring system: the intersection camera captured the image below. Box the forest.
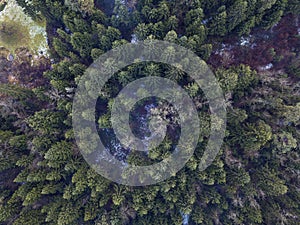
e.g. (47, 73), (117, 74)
(0, 0), (299, 224)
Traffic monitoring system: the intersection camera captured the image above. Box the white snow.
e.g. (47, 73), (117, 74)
(131, 34), (138, 44)
(260, 63), (273, 70)
(240, 37), (250, 46)
(181, 212), (190, 225)
(202, 19), (208, 25)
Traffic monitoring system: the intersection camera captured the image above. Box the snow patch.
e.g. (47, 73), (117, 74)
(240, 37), (250, 46)
(202, 19), (208, 25)
(131, 34), (138, 44)
(180, 212), (190, 225)
(260, 63), (273, 70)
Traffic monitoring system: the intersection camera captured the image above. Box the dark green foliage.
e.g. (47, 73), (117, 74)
(0, 0), (299, 225)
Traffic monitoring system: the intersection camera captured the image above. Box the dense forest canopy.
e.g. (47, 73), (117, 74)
(0, 0), (299, 224)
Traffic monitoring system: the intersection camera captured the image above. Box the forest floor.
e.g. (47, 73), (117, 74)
(0, 0), (48, 55)
(209, 14), (300, 75)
